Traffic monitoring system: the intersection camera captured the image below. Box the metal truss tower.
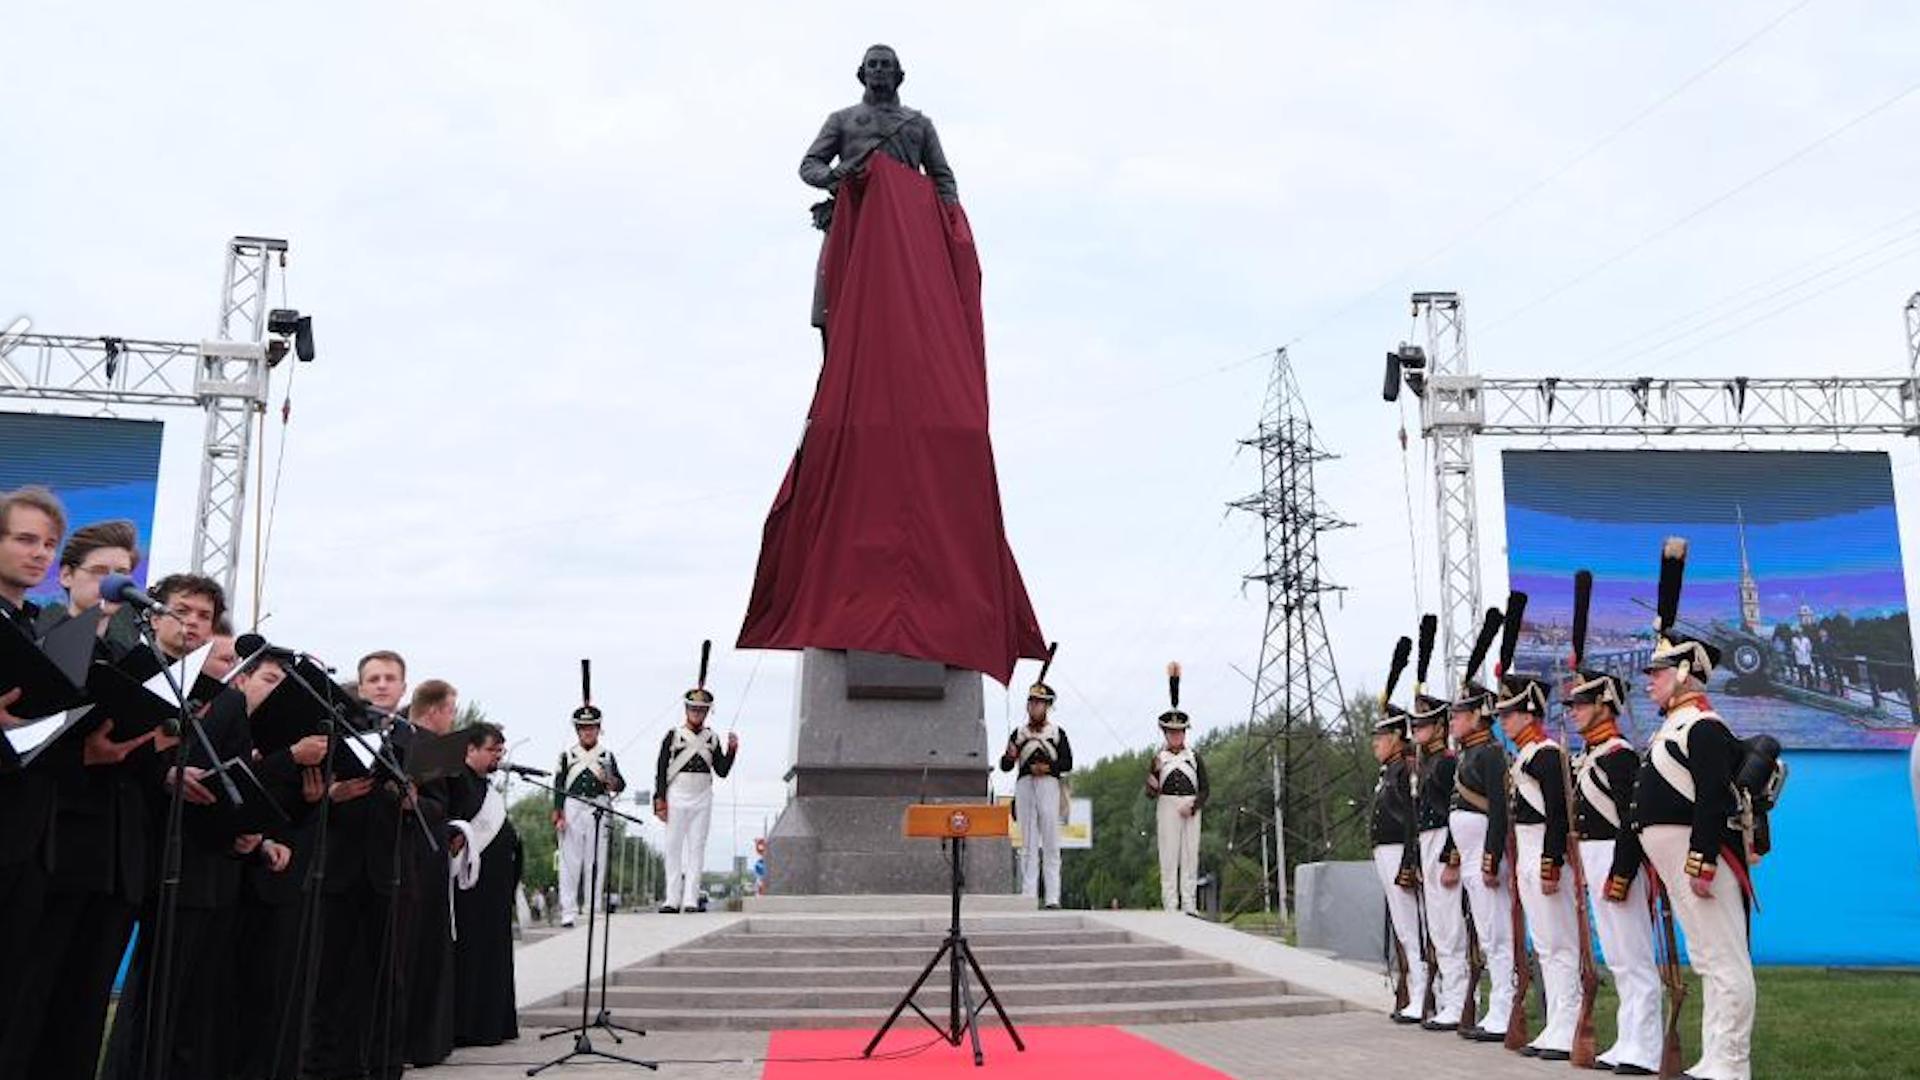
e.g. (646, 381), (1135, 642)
(1409, 293), (1482, 688)
(1907, 291), (1920, 378)
(1388, 289), (1920, 683)
(0, 236), (293, 604)
(192, 237), (284, 593)
(1229, 348), (1352, 903)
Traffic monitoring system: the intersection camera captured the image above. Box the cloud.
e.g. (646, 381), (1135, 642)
(5, 2), (1920, 870)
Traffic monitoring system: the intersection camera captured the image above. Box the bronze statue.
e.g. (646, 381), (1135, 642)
(800, 44), (957, 329)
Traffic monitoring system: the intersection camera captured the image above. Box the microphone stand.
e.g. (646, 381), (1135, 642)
(274, 657), (348, 1080)
(133, 614), (248, 1080)
(269, 658), (438, 1079)
(350, 705), (439, 1080)
(521, 774), (655, 1076)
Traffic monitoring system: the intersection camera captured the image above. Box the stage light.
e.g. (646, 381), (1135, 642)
(266, 308), (317, 366)
(1382, 343), (1427, 402)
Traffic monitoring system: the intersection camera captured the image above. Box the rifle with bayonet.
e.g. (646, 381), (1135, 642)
(1562, 570), (1601, 1068)
(1495, 590), (1539, 1053)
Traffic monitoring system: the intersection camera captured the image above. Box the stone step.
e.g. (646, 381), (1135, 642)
(611, 957), (1240, 988)
(520, 992), (1341, 1032)
(735, 914), (1089, 936)
(650, 942), (1183, 968)
(696, 928), (1134, 950)
(743, 893), (1042, 915)
(564, 976), (1287, 1011)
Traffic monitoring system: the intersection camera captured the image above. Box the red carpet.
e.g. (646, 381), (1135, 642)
(761, 1026), (1231, 1079)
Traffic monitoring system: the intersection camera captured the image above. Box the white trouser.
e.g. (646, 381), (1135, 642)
(1418, 827), (1470, 1025)
(1154, 795), (1201, 912)
(1372, 843), (1426, 1019)
(1581, 838), (1663, 1072)
(1015, 774), (1063, 905)
(558, 796), (610, 924)
(1515, 823), (1581, 1052)
(1449, 809), (1514, 1034)
(663, 772), (715, 910)
(1642, 825), (1754, 1080)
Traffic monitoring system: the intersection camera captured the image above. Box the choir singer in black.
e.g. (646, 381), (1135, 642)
(448, 721), (521, 1047)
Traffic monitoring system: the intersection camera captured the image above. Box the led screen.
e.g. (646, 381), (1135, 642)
(1502, 449), (1914, 750)
(0, 411), (164, 603)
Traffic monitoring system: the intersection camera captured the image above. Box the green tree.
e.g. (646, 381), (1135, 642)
(1058, 692), (1379, 919)
(507, 793), (664, 902)
(509, 793), (560, 891)
(453, 700), (490, 729)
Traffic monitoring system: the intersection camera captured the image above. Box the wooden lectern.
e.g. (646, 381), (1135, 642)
(864, 804), (1025, 1066)
(902, 802), (1011, 842)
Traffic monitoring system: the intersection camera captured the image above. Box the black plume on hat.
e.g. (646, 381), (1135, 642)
(1028, 641), (1060, 703)
(1656, 537), (1687, 641)
(1460, 607), (1503, 696)
(1571, 570), (1593, 673)
(1415, 615), (1437, 692)
(684, 639), (715, 708)
(1158, 661), (1189, 729)
(1381, 635), (1412, 710)
(574, 659), (601, 725)
(1495, 591), (1528, 680)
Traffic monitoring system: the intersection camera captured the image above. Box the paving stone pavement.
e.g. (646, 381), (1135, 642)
(411, 1029), (770, 1079)
(423, 1016), (1573, 1080)
(1129, 1014), (1574, 1079)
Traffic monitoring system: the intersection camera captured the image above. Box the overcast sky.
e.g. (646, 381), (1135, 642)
(5, 2), (1920, 869)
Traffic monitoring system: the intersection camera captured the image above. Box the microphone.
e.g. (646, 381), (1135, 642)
(505, 763), (551, 778)
(100, 572), (164, 613)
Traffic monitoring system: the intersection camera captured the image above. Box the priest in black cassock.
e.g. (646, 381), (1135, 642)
(403, 679), (461, 1069)
(448, 721), (521, 1047)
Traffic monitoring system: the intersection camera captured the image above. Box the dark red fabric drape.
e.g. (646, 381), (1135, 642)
(738, 154), (1046, 684)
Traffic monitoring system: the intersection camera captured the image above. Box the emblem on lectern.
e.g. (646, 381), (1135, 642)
(948, 809), (972, 835)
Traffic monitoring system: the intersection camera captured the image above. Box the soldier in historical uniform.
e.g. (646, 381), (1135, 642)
(1495, 666), (1580, 1061)
(1566, 666), (1662, 1075)
(1448, 607), (1516, 1043)
(799, 44), (958, 335)
(1632, 538), (1757, 1080)
(553, 701), (625, 927)
(1145, 662), (1207, 914)
(1365, 638), (1428, 1023)
(1000, 652), (1072, 910)
(1369, 688), (1425, 1023)
(652, 642), (737, 914)
(1408, 690), (1470, 1032)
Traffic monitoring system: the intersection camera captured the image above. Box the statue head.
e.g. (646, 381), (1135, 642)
(856, 44), (904, 100)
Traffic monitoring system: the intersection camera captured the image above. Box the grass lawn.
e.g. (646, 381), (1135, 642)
(1494, 966), (1918, 1079)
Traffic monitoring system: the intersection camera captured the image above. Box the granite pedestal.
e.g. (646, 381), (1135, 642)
(765, 648), (1014, 895)
(1294, 860), (1385, 964)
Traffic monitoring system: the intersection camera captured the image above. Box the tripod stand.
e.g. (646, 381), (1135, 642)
(270, 660), (434, 1080)
(530, 787), (654, 1075)
(865, 830), (1025, 1067)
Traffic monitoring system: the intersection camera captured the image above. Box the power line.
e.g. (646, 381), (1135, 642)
(1483, 72), (1920, 335)
(1267, 0), (1817, 355)
(1578, 206), (1920, 375)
